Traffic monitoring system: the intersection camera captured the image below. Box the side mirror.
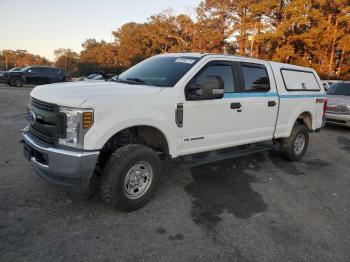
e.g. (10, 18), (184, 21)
(186, 75), (224, 100)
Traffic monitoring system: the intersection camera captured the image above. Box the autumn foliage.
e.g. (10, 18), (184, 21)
(1, 0), (349, 79)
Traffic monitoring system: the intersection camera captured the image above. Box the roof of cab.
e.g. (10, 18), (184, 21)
(159, 52), (316, 72)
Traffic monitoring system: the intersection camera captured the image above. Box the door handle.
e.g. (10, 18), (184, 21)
(268, 101), (276, 107)
(230, 102), (241, 109)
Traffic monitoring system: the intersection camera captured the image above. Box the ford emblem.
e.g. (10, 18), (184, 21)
(28, 110), (37, 125)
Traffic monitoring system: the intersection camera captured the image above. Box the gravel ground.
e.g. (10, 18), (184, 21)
(0, 84), (350, 262)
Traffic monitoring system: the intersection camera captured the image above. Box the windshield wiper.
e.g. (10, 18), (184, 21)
(126, 78), (155, 86)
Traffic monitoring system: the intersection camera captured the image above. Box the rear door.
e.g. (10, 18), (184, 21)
(237, 62), (279, 143)
(48, 68), (64, 83)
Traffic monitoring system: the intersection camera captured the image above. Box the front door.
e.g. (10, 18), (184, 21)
(25, 67), (42, 84)
(181, 60), (243, 155)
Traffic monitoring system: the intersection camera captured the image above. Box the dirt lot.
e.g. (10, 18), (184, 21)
(1, 83), (350, 262)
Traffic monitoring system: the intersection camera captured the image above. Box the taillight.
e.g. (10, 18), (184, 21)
(323, 98), (328, 118)
(66, 76), (72, 81)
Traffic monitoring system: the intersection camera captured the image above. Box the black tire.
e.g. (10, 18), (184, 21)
(99, 144), (161, 211)
(11, 78), (24, 87)
(280, 124), (309, 161)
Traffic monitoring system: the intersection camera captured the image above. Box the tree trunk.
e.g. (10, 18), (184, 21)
(321, 14), (333, 74)
(239, 28), (245, 55)
(336, 25), (349, 77)
(336, 45), (345, 77)
(250, 22), (258, 57)
(328, 16), (338, 78)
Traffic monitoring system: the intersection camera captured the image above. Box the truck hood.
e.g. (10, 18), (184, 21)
(327, 95), (350, 105)
(30, 81), (163, 107)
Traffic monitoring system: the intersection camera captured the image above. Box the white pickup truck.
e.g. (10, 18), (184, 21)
(22, 53), (327, 211)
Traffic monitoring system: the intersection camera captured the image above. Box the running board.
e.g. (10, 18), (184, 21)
(179, 142), (274, 168)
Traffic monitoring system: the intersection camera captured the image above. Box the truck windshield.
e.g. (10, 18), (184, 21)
(117, 56), (200, 87)
(327, 83), (350, 96)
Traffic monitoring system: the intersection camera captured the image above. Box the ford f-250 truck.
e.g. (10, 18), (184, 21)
(22, 53), (327, 211)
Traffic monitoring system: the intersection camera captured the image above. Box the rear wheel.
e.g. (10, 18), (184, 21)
(99, 144), (161, 211)
(10, 78), (24, 87)
(280, 124), (309, 161)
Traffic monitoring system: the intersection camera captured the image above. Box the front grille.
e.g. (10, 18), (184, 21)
(29, 127), (56, 144)
(31, 98), (58, 112)
(29, 97), (62, 145)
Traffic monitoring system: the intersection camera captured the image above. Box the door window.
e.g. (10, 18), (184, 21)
(192, 61), (235, 93)
(31, 67), (42, 74)
(241, 63), (270, 92)
(28, 67), (41, 73)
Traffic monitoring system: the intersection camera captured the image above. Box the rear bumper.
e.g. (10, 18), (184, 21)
(22, 131), (100, 192)
(325, 112), (350, 127)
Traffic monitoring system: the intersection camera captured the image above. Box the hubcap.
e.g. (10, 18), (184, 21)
(294, 133), (306, 155)
(123, 161), (153, 200)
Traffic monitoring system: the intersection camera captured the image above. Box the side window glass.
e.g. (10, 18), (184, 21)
(29, 67), (39, 73)
(47, 68), (55, 74)
(41, 67), (50, 74)
(32, 67), (43, 74)
(241, 63), (270, 92)
(50, 68), (60, 74)
(194, 63), (235, 93)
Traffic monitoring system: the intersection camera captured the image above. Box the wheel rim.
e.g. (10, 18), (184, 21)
(123, 161), (153, 200)
(294, 133), (306, 155)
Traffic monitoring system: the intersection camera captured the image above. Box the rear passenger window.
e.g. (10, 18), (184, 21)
(194, 61), (235, 93)
(241, 63), (270, 92)
(47, 68), (60, 74)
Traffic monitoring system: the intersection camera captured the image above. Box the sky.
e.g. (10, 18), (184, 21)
(0, 0), (201, 60)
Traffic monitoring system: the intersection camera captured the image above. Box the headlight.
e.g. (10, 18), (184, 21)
(58, 107), (94, 148)
(339, 105), (350, 114)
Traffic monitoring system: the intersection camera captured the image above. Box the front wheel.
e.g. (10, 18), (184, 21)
(11, 78), (24, 87)
(280, 124), (309, 161)
(99, 144), (161, 211)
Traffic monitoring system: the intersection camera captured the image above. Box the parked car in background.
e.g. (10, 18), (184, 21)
(322, 80), (331, 91)
(2, 66), (68, 87)
(322, 80), (344, 91)
(79, 73), (115, 81)
(0, 67), (23, 83)
(327, 80), (342, 87)
(87, 73), (99, 79)
(325, 81), (350, 127)
(90, 73), (115, 80)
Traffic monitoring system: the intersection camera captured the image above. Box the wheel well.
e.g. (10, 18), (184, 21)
(98, 126), (169, 168)
(297, 112), (312, 130)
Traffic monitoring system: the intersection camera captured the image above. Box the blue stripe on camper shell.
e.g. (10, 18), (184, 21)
(223, 92), (326, 99)
(279, 94), (326, 98)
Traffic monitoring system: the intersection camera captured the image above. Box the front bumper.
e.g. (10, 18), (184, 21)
(325, 112), (350, 127)
(22, 131), (100, 192)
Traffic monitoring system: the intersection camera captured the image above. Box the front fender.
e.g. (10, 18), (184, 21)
(83, 106), (179, 157)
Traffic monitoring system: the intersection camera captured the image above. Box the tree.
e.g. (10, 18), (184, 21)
(0, 49), (50, 70)
(54, 48), (79, 76)
(3, 0), (350, 79)
(79, 39), (120, 75)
